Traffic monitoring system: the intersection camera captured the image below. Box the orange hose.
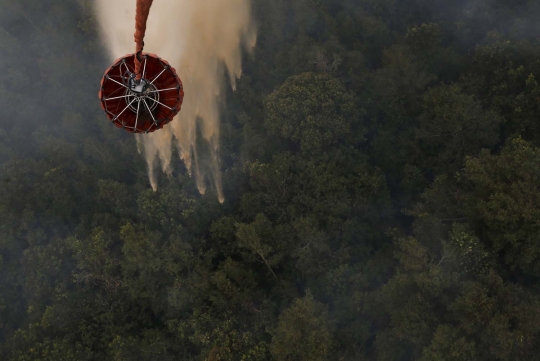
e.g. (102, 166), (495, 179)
(134, 0), (154, 80)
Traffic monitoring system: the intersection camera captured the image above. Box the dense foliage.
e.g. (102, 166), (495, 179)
(1, 0), (540, 359)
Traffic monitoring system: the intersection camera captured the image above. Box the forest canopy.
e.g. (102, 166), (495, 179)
(1, 0), (540, 360)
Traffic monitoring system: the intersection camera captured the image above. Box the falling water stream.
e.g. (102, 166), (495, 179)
(94, 0), (256, 202)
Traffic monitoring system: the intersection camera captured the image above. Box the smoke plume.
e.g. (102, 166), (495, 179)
(94, 0), (256, 203)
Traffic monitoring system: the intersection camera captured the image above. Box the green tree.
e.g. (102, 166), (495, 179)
(264, 72), (363, 154)
(414, 84), (502, 174)
(271, 291), (333, 361)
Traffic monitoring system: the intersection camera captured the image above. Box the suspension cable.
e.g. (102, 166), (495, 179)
(134, 0), (154, 80)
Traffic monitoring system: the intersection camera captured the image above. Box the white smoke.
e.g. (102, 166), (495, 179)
(94, 0), (256, 203)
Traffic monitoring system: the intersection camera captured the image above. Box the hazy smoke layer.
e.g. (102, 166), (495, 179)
(94, 0), (256, 202)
